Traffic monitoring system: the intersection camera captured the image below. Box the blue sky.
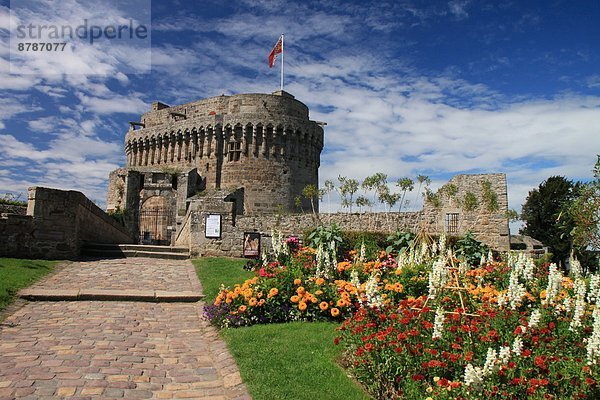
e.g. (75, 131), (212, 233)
(1, 0), (598, 219)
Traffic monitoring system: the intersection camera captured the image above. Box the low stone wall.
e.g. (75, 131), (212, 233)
(0, 187), (133, 259)
(184, 173), (510, 258)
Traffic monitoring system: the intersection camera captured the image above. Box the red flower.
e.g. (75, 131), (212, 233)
(437, 378), (449, 387)
(412, 374), (425, 381)
(585, 377), (596, 385)
(522, 349), (532, 357)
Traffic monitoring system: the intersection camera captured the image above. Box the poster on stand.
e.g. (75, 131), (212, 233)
(243, 232), (261, 258)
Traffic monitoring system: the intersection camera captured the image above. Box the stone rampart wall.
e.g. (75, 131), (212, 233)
(0, 204), (27, 215)
(0, 187), (133, 259)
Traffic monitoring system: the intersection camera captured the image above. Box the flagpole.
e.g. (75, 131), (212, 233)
(280, 34), (284, 91)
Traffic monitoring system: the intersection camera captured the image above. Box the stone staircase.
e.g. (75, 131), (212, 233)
(81, 243), (190, 260)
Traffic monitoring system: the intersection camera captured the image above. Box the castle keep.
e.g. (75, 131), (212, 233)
(107, 90), (324, 244)
(1, 91), (510, 260)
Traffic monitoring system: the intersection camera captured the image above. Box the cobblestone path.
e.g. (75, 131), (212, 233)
(0, 258), (250, 400)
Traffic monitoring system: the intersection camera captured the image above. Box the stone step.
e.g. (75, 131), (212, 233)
(81, 243), (190, 260)
(19, 288), (203, 302)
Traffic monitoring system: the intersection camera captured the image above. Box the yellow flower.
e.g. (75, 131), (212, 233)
(319, 301), (329, 311)
(315, 290), (323, 296)
(294, 278), (302, 285)
(433, 376), (440, 382)
(298, 301), (307, 311)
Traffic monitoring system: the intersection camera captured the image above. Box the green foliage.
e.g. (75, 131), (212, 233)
(306, 223), (343, 253)
(481, 180), (500, 212)
(107, 207), (127, 226)
(462, 191), (479, 212)
(340, 231), (388, 260)
(507, 208), (520, 222)
(338, 176), (359, 213)
(454, 231), (488, 266)
(302, 184), (321, 216)
(0, 258), (58, 311)
(567, 155), (600, 251)
(424, 187), (442, 209)
(355, 195), (372, 212)
(440, 183), (458, 198)
(192, 257), (252, 301)
(385, 231), (415, 255)
(521, 176), (580, 264)
(396, 177), (414, 212)
(0, 193), (27, 207)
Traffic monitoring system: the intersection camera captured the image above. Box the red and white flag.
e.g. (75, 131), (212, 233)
(268, 35), (283, 68)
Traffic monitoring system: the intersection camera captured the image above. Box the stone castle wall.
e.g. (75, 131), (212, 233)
(182, 173), (510, 257)
(116, 91), (323, 215)
(0, 187), (133, 259)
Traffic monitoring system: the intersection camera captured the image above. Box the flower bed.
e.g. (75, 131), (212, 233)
(205, 233), (600, 399)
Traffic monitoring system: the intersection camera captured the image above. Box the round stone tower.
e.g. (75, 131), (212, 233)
(121, 90), (324, 214)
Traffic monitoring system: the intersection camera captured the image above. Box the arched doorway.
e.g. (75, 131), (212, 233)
(139, 196), (173, 245)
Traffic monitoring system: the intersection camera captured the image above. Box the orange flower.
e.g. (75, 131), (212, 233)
(319, 301), (329, 311)
(331, 307), (340, 317)
(290, 295), (300, 303)
(238, 305), (247, 313)
(316, 277), (325, 285)
(258, 299), (265, 306)
(248, 298), (257, 307)
(336, 299), (347, 307)
(297, 286), (306, 295)
(269, 287), (279, 297)
(294, 278), (302, 285)
(298, 301), (307, 311)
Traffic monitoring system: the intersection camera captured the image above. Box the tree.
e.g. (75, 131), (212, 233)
(337, 176), (359, 213)
(413, 174), (430, 211)
(521, 176), (580, 265)
(323, 179), (335, 214)
(355, 195), (372, 213)
(396, 177), (414, 212)
(302, 184), (322, 217)
(567, 156), (600, 251)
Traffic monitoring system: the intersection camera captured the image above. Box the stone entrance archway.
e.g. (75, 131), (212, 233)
(139, 196), (173, 245)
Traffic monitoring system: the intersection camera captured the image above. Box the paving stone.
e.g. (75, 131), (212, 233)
(0, 258), (249, 399)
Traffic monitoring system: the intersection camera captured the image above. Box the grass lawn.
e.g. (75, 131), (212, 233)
(192, 257), (254, 300)
(0, 258), (59, 311)
(222, 322), (370, 400)
(193, 257), (370, 400)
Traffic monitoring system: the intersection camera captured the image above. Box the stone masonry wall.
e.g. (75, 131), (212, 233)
(0, 187), (133, 259)
(185, 173), (510, 258)
(0, 204), (27, 215)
